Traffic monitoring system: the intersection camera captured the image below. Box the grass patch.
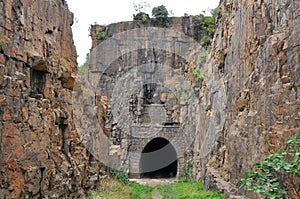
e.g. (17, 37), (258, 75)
(157, 181), (225, 199)
(88, 179), (132, 199)
(88, 179), (226, 199)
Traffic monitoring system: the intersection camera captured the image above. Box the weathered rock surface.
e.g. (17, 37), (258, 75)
(88, 16), (205, 177)
(1, 0), (299, 198)
(89, 1), (299, 197)
(193, 0), (300, 198)
(0, 0), (104, 198)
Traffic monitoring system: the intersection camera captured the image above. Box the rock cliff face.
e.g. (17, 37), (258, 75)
(1, 0), (299, 198)
(88, 1), (299, 197)
(0, 0), (104, 198)
(193, 0), (300, 197)
(88, 17), (205, 178)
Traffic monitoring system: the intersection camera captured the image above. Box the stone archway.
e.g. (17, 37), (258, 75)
(140, 138), (178, 178)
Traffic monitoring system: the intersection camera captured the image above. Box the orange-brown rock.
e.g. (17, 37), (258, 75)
(0, 0), (104, 198)
(192, 0), (300, 198)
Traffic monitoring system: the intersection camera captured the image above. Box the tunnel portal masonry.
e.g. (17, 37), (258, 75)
(73, 25), (221, 178)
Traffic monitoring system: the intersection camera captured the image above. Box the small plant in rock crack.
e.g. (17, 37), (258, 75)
(193, 68), (204, 82)
(238, 133), (300, 199)
(96, 27), (107, 40)
(0, 44), (5, 53)
(179, 161), (194, 181)
(141, 14), (148, 23)
(109, 166), (129, 184)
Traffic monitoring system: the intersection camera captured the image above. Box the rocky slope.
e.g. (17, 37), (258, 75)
(0, 0), (104, 198)
(193, 0), (300, 197)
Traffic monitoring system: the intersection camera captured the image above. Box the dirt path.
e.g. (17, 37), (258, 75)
(129, 178), (178, 199)
(129, 178), (177, 187)
(151, 188), (163, 199)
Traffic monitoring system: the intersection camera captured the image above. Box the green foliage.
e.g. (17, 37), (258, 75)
(152, 5), (170, 28)
(133, 1), (150, 13)
(211, 6), (220, 20)
(156, 181), (226, 199)
(142, 14), (148, 23)
(88, 179), (227, 199)
(198, 48), (209, 66)
(87, 179), (133, 199)
(133, 2), (150, 23)
(0, 44), (5, 53)
(239, 133), (300, 199)
(197, 6), (220, 48)
(96, 27), (107, 40)
(200, 35), (210, 47)
(179, 161), (194, 181)
(193, 68), (204, 82)
(78, 53), (89, 77)
(110, 166), (129, 184)
(129, 183), (153, 199)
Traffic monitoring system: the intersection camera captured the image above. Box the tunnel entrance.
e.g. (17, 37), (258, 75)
(140, 138), (178, 178)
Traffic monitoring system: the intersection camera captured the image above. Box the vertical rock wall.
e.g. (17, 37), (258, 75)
(88, 16), (205, 177)
(0, 0), (103, 198)
(193, 0), (300, 198)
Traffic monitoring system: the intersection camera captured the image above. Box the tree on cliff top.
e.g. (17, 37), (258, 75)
(152, 5), (170, 28)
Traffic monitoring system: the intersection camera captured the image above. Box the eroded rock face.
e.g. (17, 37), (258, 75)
(88, 17), (205, 178)
(193, 0), (300, 198)
(0, 0), (104, 198)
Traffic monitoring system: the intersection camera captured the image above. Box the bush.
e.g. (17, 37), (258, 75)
(96, 27), (107, 40)
(152, 5), (170, 28)
(197, 6), (220, 48)
(142, 14), (148, 23)
(193, 68), (204, 82)
(109, 166), (129, 184)
(239, 133), (300, 199)
(180, 161), (194, 181)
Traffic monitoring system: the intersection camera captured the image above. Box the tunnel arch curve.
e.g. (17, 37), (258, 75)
(139, 137), (178, 178)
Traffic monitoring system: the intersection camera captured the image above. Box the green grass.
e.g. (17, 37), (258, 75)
(88, 179), (226, 199)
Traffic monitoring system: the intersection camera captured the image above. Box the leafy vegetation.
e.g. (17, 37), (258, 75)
(192, 6), (219, 83)
(88, 179), (227, 199)
(152, 5), (170, 28)
(193, 68), (204, 82)
(78, 53), (89, 77)
(239, 133), (300, 199)
(133, 2), (150, 23)
(179, 161), (194, 181)
(109, 166), (129, 185)
(156, 181), (226, 199)
(0, 44), (5, 53)
(142, 14), (148, 23)
(96, 27), (107, 40)
(133, 1), (150, 13)
(197, 7), (220, 47)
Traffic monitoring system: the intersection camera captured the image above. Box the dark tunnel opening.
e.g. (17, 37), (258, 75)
(140, 138), (178, 178)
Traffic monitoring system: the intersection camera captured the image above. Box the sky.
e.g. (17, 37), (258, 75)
(66, 0), (220, 66)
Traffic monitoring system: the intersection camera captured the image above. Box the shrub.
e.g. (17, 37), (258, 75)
(96, 27), (107, 40)
(142, 14), (148, 23)
(180, 161), (194, 181)
(0, 44), (5, 53)
(193, 68), (204, 82)
(133, 2), (150, 23)
(239, 133), (300, 199)
(109, 166), (129, 184)
(197, 6), (220, 48)
(152, 5), (170, 28)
